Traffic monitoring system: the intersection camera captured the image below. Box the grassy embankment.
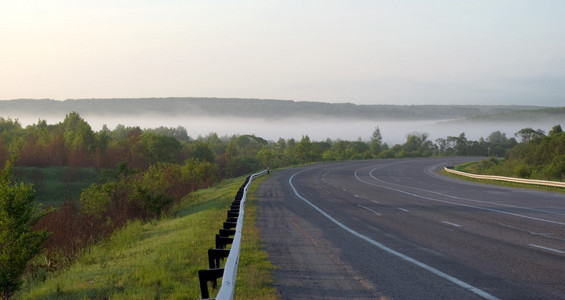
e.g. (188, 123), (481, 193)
(444, 161), (565, 192)
(17, 174), (277, 299)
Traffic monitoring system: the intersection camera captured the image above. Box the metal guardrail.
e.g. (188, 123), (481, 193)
(444, 167), (565, 188)
(198, 168), (270, 300)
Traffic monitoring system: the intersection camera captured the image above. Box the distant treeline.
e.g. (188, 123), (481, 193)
(0, 112), (526, 174)
(464, 107), (565, 122)
(0, 98), (545, 121)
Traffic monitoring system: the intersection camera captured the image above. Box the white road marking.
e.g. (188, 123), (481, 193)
(357, 204), (382, 216)
(290, 170), (500, 300)
(354, 194), (360, 198)
(371, 200), (379, 204)
(498, 223), (554, 238)
(398, 208), (409, 212)
(442, 221), (462, 227)
(354, 168), (565, 227)
(528, 244), (565, 254)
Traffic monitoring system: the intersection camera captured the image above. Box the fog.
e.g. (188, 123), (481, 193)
(9, 113), (561, 145)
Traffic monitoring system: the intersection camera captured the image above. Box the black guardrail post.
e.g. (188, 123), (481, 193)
(219, 229), (235, 237)
(198, 268), (224, 299)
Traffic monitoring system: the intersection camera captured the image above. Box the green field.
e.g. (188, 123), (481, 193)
(17, 174), (277, 299)
(15, 167), (103, 207)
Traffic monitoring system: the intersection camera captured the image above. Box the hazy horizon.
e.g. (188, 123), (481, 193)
(6, 111), (561, 147)
(2, 1), (564, 106)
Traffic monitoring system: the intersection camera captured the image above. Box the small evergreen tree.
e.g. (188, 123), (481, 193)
(0, 159), (51, 299)
(370, 126), (383, 156)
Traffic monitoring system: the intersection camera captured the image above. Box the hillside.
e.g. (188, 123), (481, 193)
(0, 98), (543, 121)
(460, 107), (565, 123)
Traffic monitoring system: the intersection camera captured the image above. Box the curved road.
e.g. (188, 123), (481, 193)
(257, 158), (565, 299)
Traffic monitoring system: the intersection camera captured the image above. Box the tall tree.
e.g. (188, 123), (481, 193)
(0, 159), (50, 299)
(296, 135), (312, 163)
(370, 126), (383, 156)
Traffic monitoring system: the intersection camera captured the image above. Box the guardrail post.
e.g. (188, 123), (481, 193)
(219, 229), (236, 237)
(227, 210), (239, 219)
(208, 248), (231, 288)
(208, 249), (230, 269)
(198, 268), (224, 299)
(223, 222), (236, 230)
(215, 234), (234, 249)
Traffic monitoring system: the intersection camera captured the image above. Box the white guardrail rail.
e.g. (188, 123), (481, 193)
(216, 169), (269, 299)
(444, 167), (565, 188)
(198, 168), (270, 300)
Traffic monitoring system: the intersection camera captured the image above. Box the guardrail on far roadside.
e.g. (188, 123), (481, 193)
(444, 167), (565, 188)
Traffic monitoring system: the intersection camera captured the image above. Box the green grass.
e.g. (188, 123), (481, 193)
(235, 175), (278, 299)
(16, 167), (102, 207)
(17, 174), (277, 299)
(453, 161), (477, 172)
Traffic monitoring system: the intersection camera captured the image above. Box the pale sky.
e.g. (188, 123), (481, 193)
(1, 1), (564, 106)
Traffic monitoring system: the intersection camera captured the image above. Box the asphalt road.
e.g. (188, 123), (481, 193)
(256, 158), (565, 299)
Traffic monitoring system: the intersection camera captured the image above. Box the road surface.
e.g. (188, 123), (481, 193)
(256, 158), (565, 299)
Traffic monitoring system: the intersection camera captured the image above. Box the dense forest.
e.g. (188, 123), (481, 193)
(0, 111), (563, 298)
(0, 98), (546, 121)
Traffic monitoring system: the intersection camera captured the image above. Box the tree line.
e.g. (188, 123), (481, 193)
(0, 113), (549, 175)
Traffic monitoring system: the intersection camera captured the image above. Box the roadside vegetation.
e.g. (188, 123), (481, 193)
(17, 175), (275, 299)
(455, 125), (565, 182)
(0, 111), (562, 299)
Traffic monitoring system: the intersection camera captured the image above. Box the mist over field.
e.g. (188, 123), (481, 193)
(2, 98), (561, 145)
(8, 112), (560, 146)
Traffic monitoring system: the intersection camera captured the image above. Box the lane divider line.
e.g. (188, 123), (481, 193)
(354, 168), (565, 227)
(370, 165), (565, 219)
(289, 169), (499, 300)
(357, 204), (382, 216)
(528, 244), (565, 254)
(442, 221), (462, 227)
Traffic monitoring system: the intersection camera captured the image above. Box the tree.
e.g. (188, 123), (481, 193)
(448, 133), (468, 156)
(189, 141), (215, 163)
(370, 126), (383, 156)
(136, 132), (182, 165)
(257, 145), (273, 168)
(549, 124), (563, 137)
(61, 112), (95, 152)
(401, 132), (431, 157)
(514, 128), (545, 143)
(296, 135), (312, 163)
(0, 159), (50, 299)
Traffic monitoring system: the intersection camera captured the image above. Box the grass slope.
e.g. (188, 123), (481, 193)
(17, 175), (277, 299)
